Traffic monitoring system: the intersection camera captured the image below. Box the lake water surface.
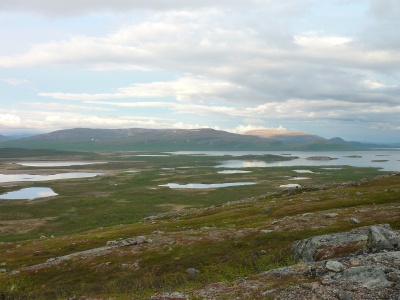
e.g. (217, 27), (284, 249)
(0, 172), (102, 183)
(159, 182), (255, 189)
(0, 187), (57, 200)
(14, 161), (104, 167)
(173, 150), (400, 172)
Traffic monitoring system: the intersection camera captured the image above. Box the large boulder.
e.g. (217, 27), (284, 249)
(292, 224), (398, 262)
(366, 225), (400, 252)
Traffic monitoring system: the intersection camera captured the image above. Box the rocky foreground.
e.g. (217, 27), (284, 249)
(152, 224), (400, 300)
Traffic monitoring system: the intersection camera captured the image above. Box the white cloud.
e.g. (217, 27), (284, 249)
(229, 125), (287, 134)
(364, 79), (388, 90)
(294, 32), (352, 48)
(24, 102), (115, 111)
(0, 113), (21, 127)
(2, 78), (35, 88)
(38, 76), (243, 103)
(1, 0), (399, 142)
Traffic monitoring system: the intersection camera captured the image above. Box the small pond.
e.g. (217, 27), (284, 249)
(218, 170), (252, 174)
(0, 187), (57, 200)
(293, 169), (314, 173)
(0, 172), (102, 183)
(159, 182), (256, 189)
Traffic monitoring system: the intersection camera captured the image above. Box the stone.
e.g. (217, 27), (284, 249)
(292, 224), (394, 262)
(349, 260), (360, 267)
(366, 225), (400, 253)
(47, 258), (58, 263)
(292, 228), (368, 261)
(326, 261), (344, 272)
(337, 291), (353, 300)
(152, 230), (164, 235)
(386, 272), (400, 283)
(349, 217), (361, 224)
(0, 269), (7, 273)
(136, 236), (146, 244)
(106, 240), (119, 246)
(151, 292), (188, 300)
(260, 230), (273, 234)
(186, 268), (199, 280)
(106, 236), (147, 247)
(263, 208), (271, 214)
(325, 213), (339, 218)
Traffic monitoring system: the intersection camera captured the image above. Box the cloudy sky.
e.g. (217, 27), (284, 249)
(0, 0), (399, 143)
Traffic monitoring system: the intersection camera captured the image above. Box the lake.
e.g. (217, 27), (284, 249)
(159, 182), (256, 189)
(13, 161), (105, 167)
(0, 187), (57, 200)
(0, 172), (102, 183)
(173, 150), (400, 172)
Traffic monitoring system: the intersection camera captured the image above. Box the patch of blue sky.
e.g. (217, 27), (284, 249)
(291, 0), (369, 35)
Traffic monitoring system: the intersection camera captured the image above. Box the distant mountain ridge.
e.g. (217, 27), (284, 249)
(0, 127), (387, 151)
(244, 129), (325, 144)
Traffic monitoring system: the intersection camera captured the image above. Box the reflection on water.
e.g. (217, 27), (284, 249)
(159, 182), (255, 189)
(0, 187), (57, 200)
(14, 161), (104, 167)
(216, 161), (269, 168)
(0, 172), (102, 183)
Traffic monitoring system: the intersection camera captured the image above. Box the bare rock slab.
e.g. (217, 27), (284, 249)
(292, 224), (398, 262)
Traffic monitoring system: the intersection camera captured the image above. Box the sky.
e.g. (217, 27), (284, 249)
(0, 0), (399, 143)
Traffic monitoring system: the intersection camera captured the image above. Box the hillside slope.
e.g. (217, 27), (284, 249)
(0, 174), (399, 299)
(0, 127), (365, 151)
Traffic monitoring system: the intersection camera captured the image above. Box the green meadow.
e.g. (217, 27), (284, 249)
(0, 151), (388, 241)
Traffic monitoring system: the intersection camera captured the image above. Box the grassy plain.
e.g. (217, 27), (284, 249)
(0, 150), (399, 299)
(0, 151), (388, 241)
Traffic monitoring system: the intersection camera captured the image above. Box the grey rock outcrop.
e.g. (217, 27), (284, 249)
(292, 224), (398, 262)
(106, 236), (148, 247)
(151, 292), (188, 300)
(366, 225), (400, 252)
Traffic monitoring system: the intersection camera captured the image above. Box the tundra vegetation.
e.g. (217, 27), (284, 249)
(0, 149), (398, 299)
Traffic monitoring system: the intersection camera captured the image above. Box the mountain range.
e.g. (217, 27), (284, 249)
(0, 127), (394, 151)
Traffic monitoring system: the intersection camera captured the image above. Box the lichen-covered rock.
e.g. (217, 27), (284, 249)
(325, 260), (344, 272)
(106, 236), (148, 247)
(366, 225), (400, 252)
(292, 229), (367, 261)
(292, 224), (396, 262)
